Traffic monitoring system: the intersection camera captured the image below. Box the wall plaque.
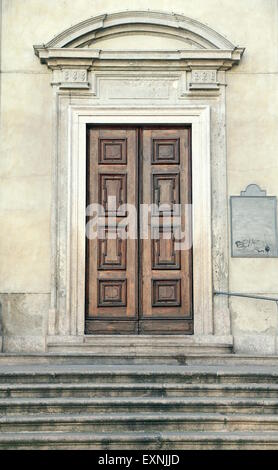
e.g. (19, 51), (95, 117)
(230, 184), (278, 258)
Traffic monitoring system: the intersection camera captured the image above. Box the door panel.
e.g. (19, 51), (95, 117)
(98, 226), (127, 270)
(140, 127), (193, 334)
(152, 226), (181, 270)
(86, 127), (138, 334)
(86, 126), (193, 335)
(152, 172), (180, 214)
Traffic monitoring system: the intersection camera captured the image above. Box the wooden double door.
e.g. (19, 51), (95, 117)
(86, 126), (193, 335)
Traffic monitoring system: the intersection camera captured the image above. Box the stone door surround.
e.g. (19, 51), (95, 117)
(34, 10), (244, 353)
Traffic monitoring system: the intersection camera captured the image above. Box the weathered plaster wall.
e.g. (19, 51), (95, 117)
(0, 0), (277, 353)
(225, 1), (278, 353)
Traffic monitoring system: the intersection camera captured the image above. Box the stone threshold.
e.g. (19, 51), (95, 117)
(46, 334), (233, 356)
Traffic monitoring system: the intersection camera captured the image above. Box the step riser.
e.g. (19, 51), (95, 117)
(1, 389), (278, 398)
(2, 421), (278, 433)
(1, 404), (277, 414)
(1, 375), (278, 385)
(1, 441), (278, 450)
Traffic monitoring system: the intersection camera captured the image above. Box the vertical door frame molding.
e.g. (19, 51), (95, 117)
(48, 104), (228, 348)
(79, 108), (211, 337)
(33, 10), (245, 351)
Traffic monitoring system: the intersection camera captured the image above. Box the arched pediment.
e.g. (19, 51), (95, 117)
(34, 10), (244, 82)
(42, 10), (235, 50)
(34, 11), (243, 55)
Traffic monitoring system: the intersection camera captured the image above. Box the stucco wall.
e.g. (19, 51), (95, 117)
(0, 0), (278, 353)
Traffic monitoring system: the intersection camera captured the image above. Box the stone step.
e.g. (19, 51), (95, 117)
(3, 352), (278, 367)
(1, 362), (278, 449)
(1, 431), (278, 450)
(1, 364), (278, 384)
(2, 412), (278, 433)
(0, 396), (278, 415)
(1, 382), (278, 398)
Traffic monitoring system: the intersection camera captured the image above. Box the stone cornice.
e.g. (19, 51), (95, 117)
(34, 47), (244, 72)
(35, 47), (244, 61)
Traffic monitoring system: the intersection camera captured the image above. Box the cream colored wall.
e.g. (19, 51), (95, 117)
(0, 0), (278, 352)
(224, 2), (278, 353)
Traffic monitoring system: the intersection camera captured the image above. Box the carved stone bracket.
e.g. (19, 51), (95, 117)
(61, 68), (89, 89)
(189, 69), (219, 90)
(51, 67), (90, 89)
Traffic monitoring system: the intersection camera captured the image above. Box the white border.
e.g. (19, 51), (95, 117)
(67, 106), (212, 338)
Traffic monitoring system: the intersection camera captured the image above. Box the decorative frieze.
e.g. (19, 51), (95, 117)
(99, 77), (170, 100)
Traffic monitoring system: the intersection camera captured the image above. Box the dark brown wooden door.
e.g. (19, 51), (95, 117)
(140, 128), (193, 334)
(86, 126), (193, 335)
(86, 127), (138, 334)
